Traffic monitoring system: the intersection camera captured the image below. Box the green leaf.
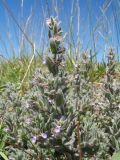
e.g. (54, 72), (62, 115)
(112, 151), (120, 160)
(0, 152), (8, 160)
(55, 89), (65, 106)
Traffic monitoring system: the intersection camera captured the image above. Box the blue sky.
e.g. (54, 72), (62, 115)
(0, 0), (120, 61)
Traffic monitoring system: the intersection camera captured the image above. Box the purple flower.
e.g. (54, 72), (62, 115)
(46, 18), (52, 27)
(46, 17), (57, 28)
(48, 97), (54, 104)
(4, 128), (10, 132)
(42, 59), (46, 64)
(75, 74), (79, 79)
(31, 136), (37, 143)
(25, 118), (32, 124)
(83, 59), (88, 64)
(53, 125), (61, 134)
(41, 133), (47, 139)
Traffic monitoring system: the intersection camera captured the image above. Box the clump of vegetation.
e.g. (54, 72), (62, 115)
(0, 17), (120, 160)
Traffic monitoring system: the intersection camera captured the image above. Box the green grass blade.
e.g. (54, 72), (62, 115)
(112, 151), (120, 160)
(0, 152), (8, 160)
